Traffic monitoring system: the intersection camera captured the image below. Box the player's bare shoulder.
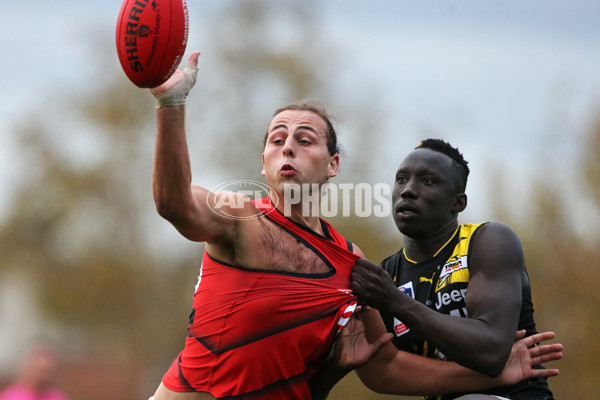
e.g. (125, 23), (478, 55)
(205, 190), (266, 221)
(201, 191), (265, 262)
(472, 221), (523, 252)
(469, 221), (525, 276)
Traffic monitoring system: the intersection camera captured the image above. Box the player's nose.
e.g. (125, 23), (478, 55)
(282, 137), (296, 157)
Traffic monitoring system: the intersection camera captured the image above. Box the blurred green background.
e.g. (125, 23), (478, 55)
(1, 1), (598, 399)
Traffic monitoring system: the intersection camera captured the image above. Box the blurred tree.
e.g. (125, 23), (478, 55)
(486, 110), (600, 399)
(0, 75), (199, 387)
(582, 114), (600, 209)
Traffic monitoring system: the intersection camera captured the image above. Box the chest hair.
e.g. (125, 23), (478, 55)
(253, 218), (332, 274)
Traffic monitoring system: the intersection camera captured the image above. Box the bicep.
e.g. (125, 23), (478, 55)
(466, 223), (524, 332)
(169, 187), (257, 244)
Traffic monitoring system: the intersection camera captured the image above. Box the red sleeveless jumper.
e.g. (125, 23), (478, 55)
(161, 198), (359, 399)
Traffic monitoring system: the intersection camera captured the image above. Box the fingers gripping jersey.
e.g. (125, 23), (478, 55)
(162, 198), (359, 399)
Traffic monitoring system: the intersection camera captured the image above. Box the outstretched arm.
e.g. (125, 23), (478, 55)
(152, 53), (201, 237)
(151, 52), (258, 247)
(310, 308), (561, 398)
(354, 308), (561, 396)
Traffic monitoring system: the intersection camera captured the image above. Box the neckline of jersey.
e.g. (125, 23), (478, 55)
(403, 226), (460, 264)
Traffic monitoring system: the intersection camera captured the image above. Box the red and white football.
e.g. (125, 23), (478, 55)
(116, 0), (189, 88)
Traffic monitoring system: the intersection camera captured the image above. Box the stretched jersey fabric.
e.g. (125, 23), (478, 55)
(380, 223), (554, 400)
(162, 198), (359, 399)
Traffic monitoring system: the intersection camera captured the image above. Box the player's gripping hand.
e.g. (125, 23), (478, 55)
(332, 306), (393, 371)
(151, 51), (200, 108)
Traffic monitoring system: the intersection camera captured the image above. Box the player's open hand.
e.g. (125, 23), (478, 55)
(494, 330), (562, 386)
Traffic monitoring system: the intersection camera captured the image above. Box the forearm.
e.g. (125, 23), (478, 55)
(357, 306), (561, 396)
(387, 292), (513, 376)
(153, 105), (195, 219)
(358, 349), (499, 396)
(356, 308), (477, 396)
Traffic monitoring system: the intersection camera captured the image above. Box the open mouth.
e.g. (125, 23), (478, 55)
(280, 163), (297, 175)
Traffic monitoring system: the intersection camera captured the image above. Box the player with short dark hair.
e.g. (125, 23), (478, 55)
(350, 139), (555, 399)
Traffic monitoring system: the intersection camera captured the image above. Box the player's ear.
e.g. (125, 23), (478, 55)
(452, 193), (467, 214)
(261, 153), (266, 176)
(327, 154), (340, 178)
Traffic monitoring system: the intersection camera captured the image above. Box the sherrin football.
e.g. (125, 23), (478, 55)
(116, 0), (189, 88)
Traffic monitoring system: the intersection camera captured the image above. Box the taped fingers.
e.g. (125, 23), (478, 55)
(153, 64), (198, 108)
